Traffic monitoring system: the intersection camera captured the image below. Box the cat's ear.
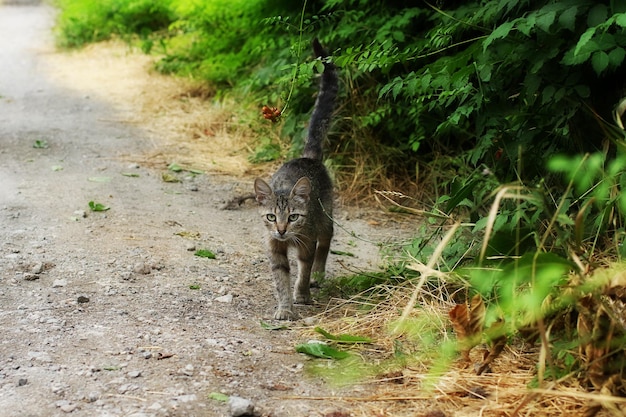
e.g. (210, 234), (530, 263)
(254, 178), (273, 205)
(290, 177), (311, 204)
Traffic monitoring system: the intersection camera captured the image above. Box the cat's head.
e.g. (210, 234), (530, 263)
(254, 177), (311, 242)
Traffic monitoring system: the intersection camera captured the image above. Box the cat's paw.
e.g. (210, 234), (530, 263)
(294, 294), (312, 305)
(274, 308), (298, 320)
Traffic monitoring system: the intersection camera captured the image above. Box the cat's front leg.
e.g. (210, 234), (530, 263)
(269, 239), (296, 320)
(294, 241), (316, 305)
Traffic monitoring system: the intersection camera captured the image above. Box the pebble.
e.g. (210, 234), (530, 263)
(127, 370), (142, 378)
(28, 351), (52, 363)
(23, 273), (39, 281)
(186, 243), (196, 252)
(147, 402), (163, 411)
(215, 294), (233, 303)
(174, 394), (197, 403)
(229, 396), (255, 417)
(73, 210), (87, 218)
(17, 378), (27, 387)
(87, 391), (100, 402)
(303, 316), (319, 326)
(180, 364), (194, 376)
(118, 383), (139, 394)
(52, 279), (67, 288)
(31, 262), (44, 274)
(133, 262), (151, 275)
(77, 296), (90, 303)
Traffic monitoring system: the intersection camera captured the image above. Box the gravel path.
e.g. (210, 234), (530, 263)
(0, 3), (391, 417)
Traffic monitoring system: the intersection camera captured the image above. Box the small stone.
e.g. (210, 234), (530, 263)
(52, 279), (67, 288)
(186, 243), (196, 252)
(73, 210), (87, 218)
(77, 296), (90, 303)
(133, 262), (151, 275)
(147, 402), (163, 411)
(127, 370), (142, 378)
(87, 391), (100, 402)
(142, 351), (152, 360)
(215, 294), (233, 303)
(303, 316), (319, 326)
(174, 394), (197, 403)
(23, 273), (39, 281)
(31, 262), (44, 274)
(180, 364), (194, 376)
(118, 383), (139, 394)
(17, 378), (27, 387)
(229, 396), (254, 417)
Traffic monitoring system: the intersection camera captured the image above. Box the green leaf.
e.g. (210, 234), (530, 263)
(260, 320), (289, 330)
(616, 13), (626, 28)
(88, 201), (110, 212)
(587, 4), (608, 27)
(536, 11), (556, 33)
(608, 48), (626, 67)
(168, 162), (183, 172)
(483, 21), (515, 51)
(189, 284), (200, 290)
(574, 27), (597, 56)
(161, 172), (180, 183)
(88, 176), (111, 183)
(330, 250), (355, 257)
(295, 342), (351, 359)
(194, 249), (216, 259)
(33, 140), (48, 149)
(121, 172), (140, 177)
(445, 178), (479, 214)
(208, 392), (229, 402)
(558, 6), (578, 31)
(314, 327), (372, 344)
(542, 85), (556, 104)
(592, 50), (610, 74)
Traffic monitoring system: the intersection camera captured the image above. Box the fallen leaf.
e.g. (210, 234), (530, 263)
(208, 392), (229, 402)
(194, 249), (216, 259)
(260, 320), (289, 330)
(315, 327), (372, 344)
(295, 342), (351, 359)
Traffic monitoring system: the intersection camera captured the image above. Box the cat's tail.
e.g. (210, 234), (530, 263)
(302, 38), (338, 161)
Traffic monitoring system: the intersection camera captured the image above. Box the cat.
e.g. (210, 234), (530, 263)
(254, 38), (338, 320)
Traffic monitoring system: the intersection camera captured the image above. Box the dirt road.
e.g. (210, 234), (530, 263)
(0, 3), (391, 416)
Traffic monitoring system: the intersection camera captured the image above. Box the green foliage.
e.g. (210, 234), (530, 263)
(54, 0), (175, 48)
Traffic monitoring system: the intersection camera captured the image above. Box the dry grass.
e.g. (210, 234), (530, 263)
(302, 280), (621, 417)
(42, 40), (261, 177)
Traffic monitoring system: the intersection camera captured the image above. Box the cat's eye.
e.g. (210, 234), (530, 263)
(266, 214), (277, 222)
(288, 214), (300, 222)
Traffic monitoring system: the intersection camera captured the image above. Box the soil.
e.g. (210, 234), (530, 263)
(0, 3), (407, 417)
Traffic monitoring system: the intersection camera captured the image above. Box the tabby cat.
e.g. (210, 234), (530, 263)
(254, 38), (338, 320)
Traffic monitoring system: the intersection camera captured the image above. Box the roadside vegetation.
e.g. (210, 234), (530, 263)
(54, 0), (626, 414)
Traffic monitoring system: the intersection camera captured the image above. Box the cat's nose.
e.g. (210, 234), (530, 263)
(277, 228), (287, 236)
